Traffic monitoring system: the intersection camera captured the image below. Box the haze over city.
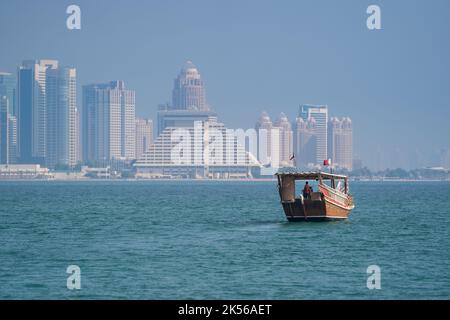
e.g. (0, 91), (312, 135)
(2, 0), (450, 304)
(1, 0), (450, 170)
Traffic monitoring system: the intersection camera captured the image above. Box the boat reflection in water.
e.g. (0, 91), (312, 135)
(276, 168), (355, 222)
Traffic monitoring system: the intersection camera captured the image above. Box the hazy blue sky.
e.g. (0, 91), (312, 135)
(1, 0), (449, 169)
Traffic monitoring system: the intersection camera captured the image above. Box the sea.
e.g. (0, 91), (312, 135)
(0, 180), (449, 299)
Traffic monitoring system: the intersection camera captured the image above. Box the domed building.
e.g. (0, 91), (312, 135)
(158, 61), (216, 136)
(275, 113), (293, 167)
(256, 111), (273, 130)
(255, 112), (274, 168)
(172, 60), (209, 111)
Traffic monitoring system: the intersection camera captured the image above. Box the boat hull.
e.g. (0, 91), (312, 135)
(281, 197), (352, 222)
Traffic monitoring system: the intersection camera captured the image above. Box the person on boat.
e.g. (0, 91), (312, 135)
(303, 181), (312, 199)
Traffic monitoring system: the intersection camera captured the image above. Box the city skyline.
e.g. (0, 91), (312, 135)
(16, 60), (79, 167)
(0, 0), (450, 169)
(1, 0), (450, 170)
(2, 57), (450, 172)
(2, 1), (450, 305)
(0, 57), (356, 178)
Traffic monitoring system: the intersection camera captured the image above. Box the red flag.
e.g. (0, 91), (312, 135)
(323, 159), (331, 166)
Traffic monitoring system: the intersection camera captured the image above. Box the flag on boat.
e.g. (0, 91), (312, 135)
(323, 159), (332, 166)
(289, 154), (295, 161)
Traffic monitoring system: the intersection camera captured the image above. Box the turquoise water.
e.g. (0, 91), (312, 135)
(0, 180), (449, 299)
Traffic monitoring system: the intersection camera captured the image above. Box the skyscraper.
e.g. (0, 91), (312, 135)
(82, 81), (136, 163)
(75, 107), (81, 164)
(274, 113), (293, 167)
(293, 117), (317, 167)
(0, 72), (16, 116)
(0, 96), (9, 164)
(0, 72), (17, 164)
(299, 105), (328, 165)
(158, 62), (215, 136)
(46, 66), (78, 168)
(328, 117), (353, 170)
(135, 118), (153, 160)
(17, 65), (34, 163)
(18, 60), (57, 164)
(255, 111), (275, 166)
(172, 61), (209, 111)
(17, 60), (78, 167)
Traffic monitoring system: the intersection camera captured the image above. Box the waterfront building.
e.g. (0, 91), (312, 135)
(134, 117), (260, 179)
(0, 164), (53, 179)
(299, 104), (328, 165)
(82, 81), (136, 163)
(136, 118), (153, 160)
(328, 117), (353, 170)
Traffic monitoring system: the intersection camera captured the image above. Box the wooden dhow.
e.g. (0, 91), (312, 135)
(276, 169), (355, 221)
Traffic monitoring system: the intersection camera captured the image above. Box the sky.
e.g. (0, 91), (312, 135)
(1, 0), (450, 170)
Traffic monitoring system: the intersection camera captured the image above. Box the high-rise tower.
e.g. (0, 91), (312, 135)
(17, 60), (78, 167)
(274, 113), (293, 167)
(46, 66), (78, 168)
(135, 118), (153, 160)
(82, 81), (136, 163)
(172, 61), (208, 111)
(299, 104), (328, 165)
(158, 61), (214, 136)
(0, 72), (17, 164)
(255, 111), (275, 166)
(293, 117), (317, 167)
(328, 117), (353, 170)
(18, 60), (55, 163)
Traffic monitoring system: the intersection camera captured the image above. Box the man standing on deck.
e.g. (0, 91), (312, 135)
(303, 181), (312, 199)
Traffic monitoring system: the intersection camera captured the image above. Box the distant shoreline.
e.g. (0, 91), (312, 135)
(0, 178), (449, 183)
